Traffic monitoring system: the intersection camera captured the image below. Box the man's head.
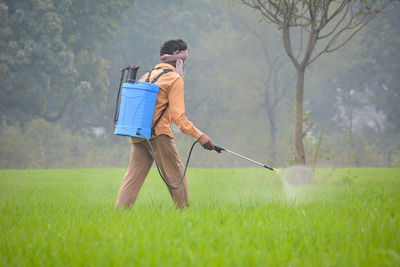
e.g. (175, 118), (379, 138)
(160, 39), (188, 77)
(160, 39), (187, 56)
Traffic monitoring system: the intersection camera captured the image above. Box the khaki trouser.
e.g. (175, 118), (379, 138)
(116, 135), (189, 209)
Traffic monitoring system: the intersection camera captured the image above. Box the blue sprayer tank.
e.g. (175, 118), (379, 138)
(114, 65), (159, 139)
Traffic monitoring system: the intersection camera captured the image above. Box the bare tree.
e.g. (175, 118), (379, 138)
(252, 31), (294, 162)
(241, 0), (389, 165)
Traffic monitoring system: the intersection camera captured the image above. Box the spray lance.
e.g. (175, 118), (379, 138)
(214, 145), (277, 172)
(114, 64), (277, 190)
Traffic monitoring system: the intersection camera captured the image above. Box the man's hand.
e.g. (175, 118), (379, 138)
(198, 134), (215, 150)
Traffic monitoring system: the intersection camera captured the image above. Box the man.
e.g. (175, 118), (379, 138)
(116, 39), (214, 209)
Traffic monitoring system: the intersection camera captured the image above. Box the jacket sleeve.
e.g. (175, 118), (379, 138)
(168, 76), (203, 140)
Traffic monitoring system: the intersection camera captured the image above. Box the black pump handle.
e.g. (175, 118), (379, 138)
(127, 65), (139, 83)
(113, 68), (127, 126)
(113, 65), (140, 127)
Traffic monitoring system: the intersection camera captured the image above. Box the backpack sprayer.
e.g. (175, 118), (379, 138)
(114, 65), (277, 189)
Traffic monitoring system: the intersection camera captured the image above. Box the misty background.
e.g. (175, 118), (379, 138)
(1, 0), (399, 169)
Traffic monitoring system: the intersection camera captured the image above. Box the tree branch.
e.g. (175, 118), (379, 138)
(253, 30), (271, 65)
(40, 96), (72, 123)
(306, 2), (388, 66)
(317, 3), (349, 40)
(282, 25), (300, 67)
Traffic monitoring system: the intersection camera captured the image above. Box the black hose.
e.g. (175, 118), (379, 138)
(137, 132), (199, 189)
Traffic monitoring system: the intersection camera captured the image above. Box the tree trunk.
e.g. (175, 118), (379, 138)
(295, 67), (306, 165)
(264, 80), (278, 162)
(266, 106), (277, 162)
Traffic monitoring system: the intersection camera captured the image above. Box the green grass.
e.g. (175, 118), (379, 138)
(1, 168), (399, 266)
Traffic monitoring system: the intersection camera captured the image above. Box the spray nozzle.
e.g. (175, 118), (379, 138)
(214, 145), (225, 154)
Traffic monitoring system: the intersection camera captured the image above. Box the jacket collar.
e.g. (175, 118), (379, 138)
(155, 63), (176, 71)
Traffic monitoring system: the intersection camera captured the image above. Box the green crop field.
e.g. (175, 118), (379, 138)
(1, 168), (399, 266)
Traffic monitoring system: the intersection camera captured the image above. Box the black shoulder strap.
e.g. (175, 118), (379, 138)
(145, 71), (152, 82)
(151, 69), (173, 83)
(148, 69), (174, 136)
(151, 103), (169, 135)
(145, 68), (173, 83)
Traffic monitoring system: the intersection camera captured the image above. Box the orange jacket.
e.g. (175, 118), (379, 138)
(130, 63), (203, 143)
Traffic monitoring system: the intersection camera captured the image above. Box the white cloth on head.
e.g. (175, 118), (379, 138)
(175, 58), (184, 78)
(160, 50), (188, 78)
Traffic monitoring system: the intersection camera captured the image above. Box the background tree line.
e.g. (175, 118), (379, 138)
(1, 0), (399, 169)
